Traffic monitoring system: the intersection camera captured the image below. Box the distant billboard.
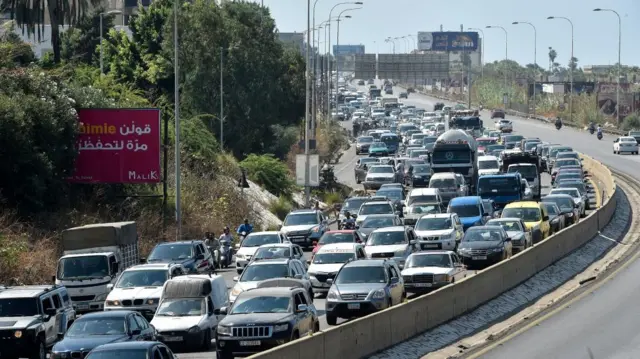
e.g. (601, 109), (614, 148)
(417, 32), (479, 52)
(333, 44), (365, 56)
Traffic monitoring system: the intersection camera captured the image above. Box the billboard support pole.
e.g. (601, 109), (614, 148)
(162, 112), (169, 231)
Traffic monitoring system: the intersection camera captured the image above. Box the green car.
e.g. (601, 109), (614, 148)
(368, 141), (390, 157)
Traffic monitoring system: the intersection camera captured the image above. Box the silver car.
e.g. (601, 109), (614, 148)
(428, 173), (467, 205)
(486, 218), (532, 253)
(363, 165), (398, 190)
(325, 259), (405, 325)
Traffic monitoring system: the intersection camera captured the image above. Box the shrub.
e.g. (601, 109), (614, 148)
(269, 196), (293, 221)
(240, 154), (295, 197)
(323, 192), (343, 205)
(621, 113), (640, 131)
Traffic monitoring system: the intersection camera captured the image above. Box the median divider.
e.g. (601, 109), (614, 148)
(248, 154), (617, 359)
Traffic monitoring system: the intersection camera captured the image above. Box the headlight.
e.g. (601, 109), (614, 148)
(217, 326), (231, 335)
(273, 323), (289, 333)
(458, 248), (471, 253)
(567, 212), (574, 217)
(14, 330), (22, 338)
(433, 274), (449, 282)
(188, 326), (201, 333)
(146, 298), (159, 305)
(327, 289), (339, 300)
(371, 289), (386, 299)
(231, 286), (243, 296)
(106, 300), (121, 306)
(94, 293), (108, 301)
(395, 248), (407, 256)
(52, 352), (68, 359)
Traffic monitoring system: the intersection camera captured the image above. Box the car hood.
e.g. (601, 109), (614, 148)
(401, 267), (452, 276)
(107, 286), (163, 301)
(334, 283), (385, 295)
(308, 263), (343, 274)
(366, 173), (395, 179)
(151, 315), (203, 332)
(365, 244), (408, 254)
(53, 335), (129, 352)
(233, 281), (262, 293)
(220, 313), (294, 326)
(236, 247), (259, 256)
(414, 229), (455, 239)
(0, 316), (41, 330)
(459, 240), (502, 250)
(478, 169), (500, 176)
(281, 224), (317, 234)
(358, 227), (378, 237)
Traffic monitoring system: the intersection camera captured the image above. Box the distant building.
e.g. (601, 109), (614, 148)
(278, 32), (304, 54)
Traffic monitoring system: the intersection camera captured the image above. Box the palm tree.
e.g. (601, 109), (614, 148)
(548, 47), (557, 72)
(4, 0), (100, 63)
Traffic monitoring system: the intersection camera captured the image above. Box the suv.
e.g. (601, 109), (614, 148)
(280, 209), (330, 249)
(0, 284), (76, 359)
(146, 240), (214, 273)
(325, 259), (405, 325)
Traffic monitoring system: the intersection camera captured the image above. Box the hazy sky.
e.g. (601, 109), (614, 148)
(261, 0), (639, 68)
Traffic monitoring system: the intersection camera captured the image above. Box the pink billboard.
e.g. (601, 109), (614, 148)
(69, 108), (161, 183)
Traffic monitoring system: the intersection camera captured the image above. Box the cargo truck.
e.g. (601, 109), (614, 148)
(56, 221), (139, 313)
(477, 173), (523, 210)
(430, 130), (478, 193)
(501, 151), (542, 200)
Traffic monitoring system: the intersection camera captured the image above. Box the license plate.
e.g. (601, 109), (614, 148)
(414, 283), (432, 287)
(163, 336), (183, 342)
(347, 303), (360, 310)
(472, 256), (487, 260)
(291, 237), (305, 242)
(422, 243), (440, 249)
(76, 304), (89, 310)
(240, 341), (261, 346)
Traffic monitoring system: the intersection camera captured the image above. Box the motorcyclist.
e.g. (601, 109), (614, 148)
(237, 219), (253, 236)
(555, 117), (563, 129)
(203, 232), (220, 267)
(343, 212), (356, 229)
(219, 227), (233, 265)
(588, 122), (596, 133)
(597, 125), (603, 136)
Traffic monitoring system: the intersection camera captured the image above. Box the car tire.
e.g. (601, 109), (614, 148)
(314, 321), (321, 333)
(326, 314), (338, 326)
(31, 338), (45, 359)
(202, 329), (212, 350)
(217, 350), (233, 359)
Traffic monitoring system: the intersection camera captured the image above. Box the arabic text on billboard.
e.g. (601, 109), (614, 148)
(333, 44), (365, 56)
(69, 108), (162, 184)
(417, 32), (479, 52)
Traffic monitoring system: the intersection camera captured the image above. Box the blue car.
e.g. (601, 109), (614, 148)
(447, 196), (491, 231)
(51, 311), (156, 359)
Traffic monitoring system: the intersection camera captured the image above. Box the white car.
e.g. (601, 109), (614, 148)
(477, 155), (501, 176)
(549, 188), (586, 217)
(613, 136), (639, 155)
(401, 251), (466, 291)
(355, 200), (396, 227)
(364, 226), (418, 268)
(229, 258), (311, 304)
(414, 213), (464, 251)
(363, 165), (398, 191)
(308, 243), (366, 294)
(495, 119), (513, 132)
(234, 231), (289, 274)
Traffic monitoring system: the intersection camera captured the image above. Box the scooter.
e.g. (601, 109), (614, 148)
(555, 122), (562, 130)
(597, 132), (603, 140)
(589, 127), (595, 134)
(220, 239), (232, 268)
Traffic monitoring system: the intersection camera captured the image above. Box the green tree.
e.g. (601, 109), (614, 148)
(0, 21), (36, 68)
(548, 47), (557, 71)
(240, 154), (294, 197)
(60, 6), (115, 64)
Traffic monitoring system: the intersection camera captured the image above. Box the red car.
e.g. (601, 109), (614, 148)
(311, 230), (364, 259)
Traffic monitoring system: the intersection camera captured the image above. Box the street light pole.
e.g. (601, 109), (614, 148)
(173, 0), (182, 239)
(486, 25), (508, 90)
(386, 37), (395, 54)
(594, 8), (622, 123)
(336, 10), (358, 106)
(304, 0), (311, 207)
(547, 16), (574, 123)
(311, 0), (321, 138)
(219, 46), (224, 147)
(407, 34), (416, 52)
(513, 21), (537, 119)
(468, 27), (484, 78)
(99, 10), (122, 75)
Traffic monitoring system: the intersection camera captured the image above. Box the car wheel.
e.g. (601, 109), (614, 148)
(326, 314), (338, 326)
(31, 339), (45, 359)
(217, 350), (234, 359)
(202, 329), (212, 350)
(314, 321), (321, 333)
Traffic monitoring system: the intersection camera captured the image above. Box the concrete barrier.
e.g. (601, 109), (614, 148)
(248, 154), (617, 359)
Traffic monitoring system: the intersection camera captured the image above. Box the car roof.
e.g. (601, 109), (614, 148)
(431, 172), (456, 179)
(344, 259), (388, 268)
(409, 188), (439, 196)
(242, 287), (295, 297)
(79, 310), (138, 319)
(290, 209), (319, 215)
(362, 201), (393, 206)
(509, 163), (536, 167)
(450, 196), (481, 205)
(370, 164), (394, 169)
(543, 194), (574, 199)
(466, 225), (504, 231)
(317, 243), (360, 252)
(257, 243), (293, 248)
(361, 214), (396, 219)
(126, 263), (173, 271)
(247, 258), (290, 265)
(91, 342), (159, 351)
(488, 217), (522, 223)
(324, 230), (356, 234)
(504, 201), (540, 208)
(417, 213), (454, 219)
(371, 226), (406, 233)
(157, 241), (198, 246)
(478, 155), (499, 161)
(0, 286), (58, 299)
(247, 231), (281, 236)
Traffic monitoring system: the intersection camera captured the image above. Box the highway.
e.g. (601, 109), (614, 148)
(384, 84), (640, 359)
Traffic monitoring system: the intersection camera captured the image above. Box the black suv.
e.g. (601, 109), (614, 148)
(0, 284), (76, 359)
(214, 285), (319, 359)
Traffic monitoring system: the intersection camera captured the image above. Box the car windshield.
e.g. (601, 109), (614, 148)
(367, 231), (406, 246)
(502, 208), (542, 222)
(241, 234), (281, 247)
(359, 158), (379, 167)
(313, 252), (355, 264)
(412, 165), (431, 174)
(423, 137), (438, 144)
(409, 195), (437, 204)
(357, 137), (374, 143)
(361, 217), (395, 228)
(319, 233), (354, 244)
(86, 350), (148, 359)
(342, 198), (369, 212)
(253, 247), (291, 260)
(543, 203), (559, 215)
(240, 263), (289, 282)
(508, 165), (537, 180)
(371, 142), (386, 149)
(410, 151), (430, 158)
(430, 178), (456, 188)
(463, 229), (504, 242)
(360, 204), (393, 215)
(284, 213), (319, 226)
(230, 296), (291, 314)
(478, 139), (497, 145)
(543, 197), (574, 212)
(405, 254), (452, 268)
(335, 266), (386, 284)
(556, 174), (582, 182)
(416, 217), (452, 230)
(487, 220), (523, 232)
(449, 204), (480, 218)
(57, 255), (109, 280)
(369, 166), (393, 174)
(407, 204), (440, 215)
(478, 177), (520, 194)
(116, 269), (167, 288)
(0, 298), (39, 317)
(551, 189), (580, 198)
(148, 244), (193, 261)
(504, 135), (523, 142)
(377, 190), (402, 200)
(524, 142), (539, 151)
(486, 145), (505, 152)
(557, 153), (579, 160)
(550, 147), (572, 157)
(155, 298), (205, 317)
(478, 160), (499, 169)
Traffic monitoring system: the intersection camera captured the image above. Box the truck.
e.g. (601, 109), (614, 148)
(430, 129), (478, 193)
(501, 151), (542, 200)
(449, 115), (484, 138)
(477, 173), (523, 210)
(380, 97), (398, 108)
(56, 221), (139, 313)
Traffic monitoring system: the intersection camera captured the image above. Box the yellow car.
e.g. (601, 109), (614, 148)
(500, 201), (551, 244)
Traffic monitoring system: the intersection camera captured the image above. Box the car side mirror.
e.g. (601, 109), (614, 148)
(233, 276), (239, 282)
(483, 212), (489, 216)
(139, 257), (146, 264)
(296, 304), (308, 313)
(214, 307), (228, 315)
(543, 215), (549, 221)
(505, 237), (512, 242)
(235, 243), (241, 250)
(574, 203), (580, 208)
(57, 333), (64, 341)
(130, 329), (141, 336)
(409, 240), (416, 245)
(326, 278), (333, 285)
(390, 277), (400, 284)
(293, 274), (303, 279)
(106, 283), (114, 291)
(355, 225), (360, 229)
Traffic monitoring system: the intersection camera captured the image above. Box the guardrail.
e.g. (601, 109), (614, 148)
(247, 154), (617, 359)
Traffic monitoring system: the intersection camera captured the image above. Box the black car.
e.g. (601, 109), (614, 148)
(399, 92), (408, 99)
(408, 163), (432, 187)
(215, 286), (319, 359)
(146, 240), (214, 273)
(434, 102), (445, 111)
(491, 109), (506, 119)
(357, 80), (365, 85)
(51, 311), (156, 359)
(542, 202), (565, 235)
(86, 341), (176, 359)
(542, 194), (580, 226)
(457, 226), (512, 267)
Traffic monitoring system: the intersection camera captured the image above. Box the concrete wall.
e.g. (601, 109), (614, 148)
(247, 154), (617, 359)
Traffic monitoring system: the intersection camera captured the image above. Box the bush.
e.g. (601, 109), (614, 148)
(240, 154), (295, 197)
(322, 192), (343, 205)
(621, 113), (640, 131)
(269, 196), (293, 221)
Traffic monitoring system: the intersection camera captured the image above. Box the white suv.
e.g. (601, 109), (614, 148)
(414, 213), (464, 251)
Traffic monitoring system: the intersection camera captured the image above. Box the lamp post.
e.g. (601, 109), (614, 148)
(407, 34), (416, 52)
(304, 0), (311, 206)
(326, 2), (363, 117)
(594, 8), (622, 123)
(467, 27), (484, 78)
(512, 21), (537, 119)
(311, 0), (322, 141)
(394, 37), (405, 53)
(547, 16), (574, 123)
(485, 25), (508, 90)
(173, 0), (182, 239)
(99, 9), (122, 75)
(336, 10), (358, 106)
(385, 37), (395, 54)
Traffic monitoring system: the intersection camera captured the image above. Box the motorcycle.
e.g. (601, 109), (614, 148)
(555, 122), (562, 130)
(343, 220), (356, 230)
(589, 127), (595, 134)
(219, 239), (232, 268)
(597, 132), (603, 140)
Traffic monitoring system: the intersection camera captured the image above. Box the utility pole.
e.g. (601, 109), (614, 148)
(304, 0), (311, 207)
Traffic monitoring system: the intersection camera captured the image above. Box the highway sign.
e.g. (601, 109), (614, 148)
(377, 53), (449, 82)
(417, 32), (479, 51)
(354, 54), (376, 79)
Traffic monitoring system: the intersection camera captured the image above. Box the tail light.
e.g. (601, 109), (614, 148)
(312, 241), (318, 246)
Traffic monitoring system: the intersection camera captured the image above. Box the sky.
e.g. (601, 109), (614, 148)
(260, 0), (639, 68)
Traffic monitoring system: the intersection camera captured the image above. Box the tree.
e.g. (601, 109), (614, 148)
(548, 47), (557, 71)
(0, 21), (36, 67)
(60, 6), (115, 64)
(4, 0), (102, 63)
(569, 56), (578, 72)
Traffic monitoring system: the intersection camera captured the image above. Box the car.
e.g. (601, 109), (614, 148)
(250, 243), (307, 268)
(447, 196), (491, 231)
(0, 284), (76, 359)
(495, 119), (513, 132)
(555, 180), (590, 210)
(613, 136), (639, 155)
(367, 79), (374, 84)
(501, 134), (524, 149)
(543, 202), (565, 235)
(554, 172), (585, 186)
(414, 213), (464, 251)
(542, 194), (580, 226)
(399, 92), (408, 99)
(337, 196), (370, 224)
(556, 151), (581, 162)
(280, 209), (330, 249)
(308, 243), (367, 295)
(486, 218), (532, 253)
(52, 311), (156, 359)
(401, 251), (466, 292)
(551, 158), (582, 179)
(235, 231), (289, 273)
(477, 155), (501, 176)
(311, 230), (364, 259)
(501, 201), (551, 244)
(539, 143), (560, 172)
(491, 109), (506, 119)
(364, 226), (419, 269)
(325, 259), (405, 325)
(354, 157), (381, 184)
(363, 165), (398, 190)
(215, 285), (319, 358)
(146, 240), (214, 273)
(521, 179), (534, 200)
(627, 130), (640, 143)
(229, 258), (311, 304)
(506, 162), (541, 199)
(547, 146), (574, 172)
(355, 136), (374, 155)
(356, 213), (403, 240)
(549, 188), (586, 217)
(85, 342), (177, 359)
(375, 186), (406, 212)
(402, 202), (443, 226)
(358, 80), (365, 85)
(429, 173), (468, 205)
(457, 225), (512, 266)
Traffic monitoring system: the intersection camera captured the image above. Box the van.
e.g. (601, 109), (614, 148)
(447, 196), (491, 231)
(152, 274), (229, 350)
